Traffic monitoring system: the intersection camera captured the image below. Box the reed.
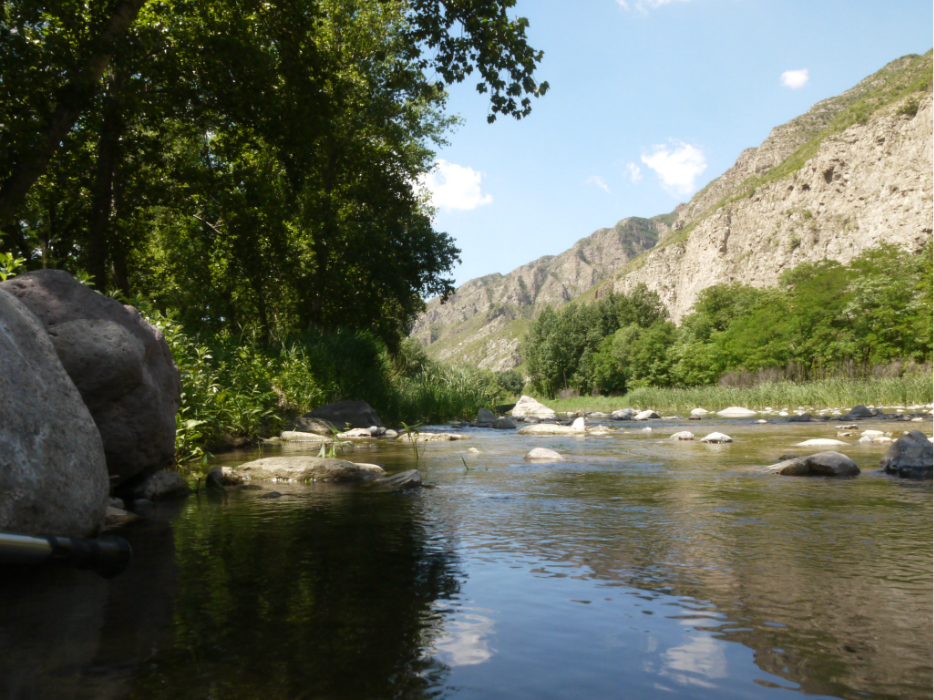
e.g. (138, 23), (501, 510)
(542, 376), (933, 414)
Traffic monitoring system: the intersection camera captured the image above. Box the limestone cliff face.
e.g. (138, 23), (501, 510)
(410, 217), (664, 370)
(611, 76), (932, 320)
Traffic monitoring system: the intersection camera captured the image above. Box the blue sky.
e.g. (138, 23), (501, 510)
(419, 0), (933, 289)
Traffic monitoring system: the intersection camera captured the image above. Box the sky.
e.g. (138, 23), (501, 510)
(418, 0), (933, 289)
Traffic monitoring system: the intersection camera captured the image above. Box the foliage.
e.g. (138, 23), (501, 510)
(1, 0), (547, 349)
(522, 244), (933, 398)
(0, 251), (25, 280)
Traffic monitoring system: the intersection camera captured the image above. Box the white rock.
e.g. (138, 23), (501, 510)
(756, 419), (767, 424)
(861, 430), (884, 438)
(700, 432), (733, 443)
(518, 424), (584, 436)
(779, 411), (789, 417)
(511, 395), (557, 419)
(670, 431), (695, 441)
(717, 406), (757, 418)
(858, 436), (873, 444)
(466, 447), (482, 454)
(571, 417), (586, 432)
(690, 408), (709, 416)
(794, 439), (847, 447)
(525, 448), (564, 462)
(634, 410), (660, 420)
(641, 427), (653, 433)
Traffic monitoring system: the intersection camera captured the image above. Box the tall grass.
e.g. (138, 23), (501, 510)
(542, 377), (933, 414)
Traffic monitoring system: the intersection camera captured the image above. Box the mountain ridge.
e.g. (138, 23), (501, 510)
(412, 50), (933, 370)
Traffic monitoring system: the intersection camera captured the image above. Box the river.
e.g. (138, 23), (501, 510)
(1, 416), (931, 699)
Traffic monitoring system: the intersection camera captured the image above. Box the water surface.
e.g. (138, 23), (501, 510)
(1, 417), (930, 699)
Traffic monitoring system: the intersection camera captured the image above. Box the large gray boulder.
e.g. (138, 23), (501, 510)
(0, 270), (181, 484)
(880, 430), (933, 479)
(305, 400), (382, 430)
(0, 289), (109, 536)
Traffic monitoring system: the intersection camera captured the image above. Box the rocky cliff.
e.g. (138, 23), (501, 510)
(413, 51), (933, 369)
(410, 216), (666, 370)
(608, 51), (933, 320)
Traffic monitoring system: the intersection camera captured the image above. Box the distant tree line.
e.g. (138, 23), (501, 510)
(523, 243), (933, 397)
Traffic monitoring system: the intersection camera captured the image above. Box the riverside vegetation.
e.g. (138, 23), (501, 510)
(523, 242), (932, 404)
(0, 0), (549, 463)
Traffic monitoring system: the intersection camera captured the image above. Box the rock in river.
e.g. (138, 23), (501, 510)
(206, 466), (246, 488)
(880, 430), (933, 479)
(518, 424), (585, 436)
(493, 416), (516, 430)
(511, 395), (557, 420)
(670, 431), (695, 441)
(130, 471), (190, 501)
(305, 400), (383, 430)
(634, 410), (660, 420)
(397, 432), (469, 442)
(700, 432), (733, 443)
(765, 452), (860, 477)
(525, 448), (564, 462)
(794, 439), (847, 447)
(717, 406), (757, 418)
(0, 288), (109, 537)
(477, 408), (496, 423)
(371, 470), (422, 490)
(611, 408), (635, 420)
(0, 270), (181, 484)
(236, 457), (385, 483)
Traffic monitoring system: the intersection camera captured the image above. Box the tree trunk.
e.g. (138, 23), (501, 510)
(0, 0), (147, 231)
(88, 72), (124, 290)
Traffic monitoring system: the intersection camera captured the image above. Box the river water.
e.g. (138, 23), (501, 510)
(1, 416), (931, 700)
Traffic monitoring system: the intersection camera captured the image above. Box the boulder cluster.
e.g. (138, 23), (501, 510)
(0, 271), (181, 536)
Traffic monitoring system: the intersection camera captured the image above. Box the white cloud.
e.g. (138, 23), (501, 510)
(584, 175), (610, 193)
(626, 162), (643, 184)
(781, 69), (809, 89)
(419, 159), (493, 211)
(616, 0), (691, 11)
(641, 140), (707, 197)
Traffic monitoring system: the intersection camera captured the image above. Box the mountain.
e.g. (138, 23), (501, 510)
(412, 51), (933, 369)
(409, 216), (667, 370)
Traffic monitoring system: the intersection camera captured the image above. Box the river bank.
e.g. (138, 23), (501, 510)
(536, 376), (934, 415)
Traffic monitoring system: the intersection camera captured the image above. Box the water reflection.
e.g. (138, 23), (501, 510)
(124, 486), (465, 700)
(431, 606), (496, 667)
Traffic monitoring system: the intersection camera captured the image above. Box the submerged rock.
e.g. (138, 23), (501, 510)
(1, 270), (181, 484)
(880, 430), (933, 479)
(511, 395), (557, 420)
(236, 457), (384, 483)
(0, 289), (109, 537)
(467, 447), (482, 454)
(525, 448), (564, 462)
(765, 451), (860, 477)
(700, 432), (733, 443)
(493, 416), (517, 430)
(371, 470), (422, 490)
